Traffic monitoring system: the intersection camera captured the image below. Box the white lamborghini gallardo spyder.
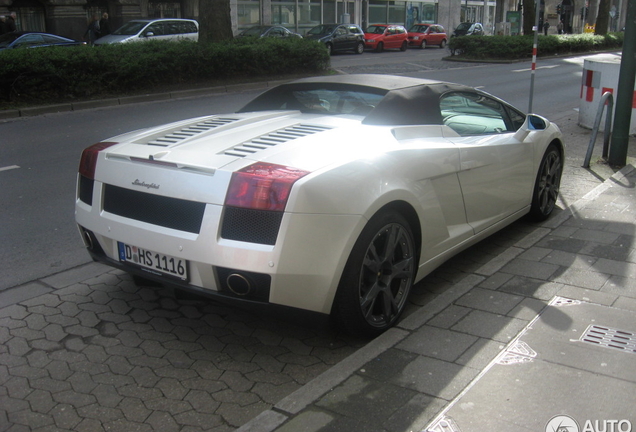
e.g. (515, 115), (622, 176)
(75, 74), (564, 336)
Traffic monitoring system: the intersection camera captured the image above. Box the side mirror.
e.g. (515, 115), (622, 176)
(528, 114), (547, 130)
(144, 31), (155, 37)
(514, 114), (548, 142)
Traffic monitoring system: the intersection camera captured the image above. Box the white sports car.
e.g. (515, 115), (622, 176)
(75, 74), (564, 336)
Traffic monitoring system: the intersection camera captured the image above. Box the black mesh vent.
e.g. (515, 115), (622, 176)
(103, 184), (206, 234)
(221, 207), (283, 245)
(79, 175), (94, 205)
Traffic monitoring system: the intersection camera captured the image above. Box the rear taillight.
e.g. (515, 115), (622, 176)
(225, 163), (310, 211)
(78, 142), (117, 179)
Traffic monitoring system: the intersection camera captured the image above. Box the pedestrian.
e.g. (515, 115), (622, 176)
(84, 14), (100, 45)
(557, 20), (563, 34)
(99, 12), (110, 36)
(5, 11), (17, 32)
(543, 21), (550, 35)
(0, 16), (7, 35)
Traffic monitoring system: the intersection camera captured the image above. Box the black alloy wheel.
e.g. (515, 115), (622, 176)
(530, 144), (563, 221)
(334, 211), (415, 337)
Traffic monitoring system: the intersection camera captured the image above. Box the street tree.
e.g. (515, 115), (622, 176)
(595, 0), (611, 34)
(199, 0), (233, 43)
(522, 0), (535, 35)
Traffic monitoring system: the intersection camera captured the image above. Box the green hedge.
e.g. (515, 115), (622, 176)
(0, 37), (330, 105)
(448, 33), (624, 60)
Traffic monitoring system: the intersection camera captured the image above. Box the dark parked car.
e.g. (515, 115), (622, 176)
(305, 23), (364, 55)
(237, 25), (302, 38)
(0, 31), (85, 51)
(451, 22), (484, 37)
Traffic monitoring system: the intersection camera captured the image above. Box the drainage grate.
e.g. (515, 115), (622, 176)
(580, 325), (636, 354)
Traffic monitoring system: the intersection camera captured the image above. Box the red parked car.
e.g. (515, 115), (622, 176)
(364, 24), (408, 52)
(407, 23), (447, 48)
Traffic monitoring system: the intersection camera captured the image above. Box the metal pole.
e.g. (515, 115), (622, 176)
(528, 0), (541, 112)
(608, 0), (636, 166)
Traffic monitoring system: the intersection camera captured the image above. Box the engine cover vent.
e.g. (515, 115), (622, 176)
(224, 124), (333, 157)
(146, 117), (239, 146)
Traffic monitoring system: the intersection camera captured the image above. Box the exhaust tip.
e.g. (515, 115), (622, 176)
(226, 273), (251, 296)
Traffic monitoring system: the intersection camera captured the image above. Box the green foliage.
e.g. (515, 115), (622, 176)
(448, 32), (624, 60)
(0, 37), (330, 104)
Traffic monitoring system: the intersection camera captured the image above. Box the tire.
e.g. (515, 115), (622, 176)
(333, 211), (416, 337)
(400, 41), (408, 51)
(354, 41), (364, 54)
(375, 42), (384, 53)
(420, 39), (427, 49)
(529, 144), (563, 221)
(326, 43), (333, 55)
(439, 39), (446, 48)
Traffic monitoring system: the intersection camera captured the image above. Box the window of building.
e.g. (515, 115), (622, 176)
(238, 0), (260, 27)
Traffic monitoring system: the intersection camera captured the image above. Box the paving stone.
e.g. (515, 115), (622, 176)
(216, 401), (270, 428)
(26, 389), (57, 413)
(383, 392), (448, 432)
(119, 396), (152, 422)
(8, 409), (54, 429)
(316, 374), (417, 424)
(397, 326), (478, 362)
(49, 403), (82, 430)
(552, 267), (611, 290)
(451, 310), (529, 343)
(455, 287), (524, 315)
(53, 390), (97, 408)
(252, 381), (302, 405)
(498, 275), (564, 300)
(65, 372), (99, 395)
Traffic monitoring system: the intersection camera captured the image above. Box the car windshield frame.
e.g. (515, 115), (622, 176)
(408, 24), (430, 33)
(366, 25), (387, 34)
(238, 83), (389, 116)
(112, 21), (151, 36)
(307, 25), (336, 36)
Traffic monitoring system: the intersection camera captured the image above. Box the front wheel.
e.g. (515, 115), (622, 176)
(333, 211), (416, 337)
(420, 39), (427, 49)
(354, 41), (364, 54)
(529, 144), (563, 221)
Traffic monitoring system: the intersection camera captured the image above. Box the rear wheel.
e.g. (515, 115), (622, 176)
(375, 42), (384, 53)
(439, 39), (446, 48)
(354, 41), (364, 54)
(529, 144), (562, 221)
(400, 41), (408, 51)
(326, 43), (333, 55)
(333, 211), (415, 337)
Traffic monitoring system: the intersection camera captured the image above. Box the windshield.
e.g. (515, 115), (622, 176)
(240, 26), (267, 37)
(239, 84), (388, 116)
(408, 25), (429, 33)
(366, 25), (386, 34)
(112, 21), (150, 36)
(0, 33), (19, 48)
(456, 23), (472, 31)
(307, 25), (334, 36)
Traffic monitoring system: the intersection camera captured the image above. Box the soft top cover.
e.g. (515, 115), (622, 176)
(237, 74), (479, 126)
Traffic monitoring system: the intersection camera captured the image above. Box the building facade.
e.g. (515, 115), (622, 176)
(0, 0), (627, 43)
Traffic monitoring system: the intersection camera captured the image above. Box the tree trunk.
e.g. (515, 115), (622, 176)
(595, 0), (611, 34)
(587, 0), (599, 25)
(199, 0), (233, 43)
(522, 0), (536, 35)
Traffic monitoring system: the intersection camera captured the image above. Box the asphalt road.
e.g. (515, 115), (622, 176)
(0, 49), (597, 291)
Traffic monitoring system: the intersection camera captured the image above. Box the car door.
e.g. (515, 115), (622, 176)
(440, 91), (533, 233)
(332, 25), (350, 51)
